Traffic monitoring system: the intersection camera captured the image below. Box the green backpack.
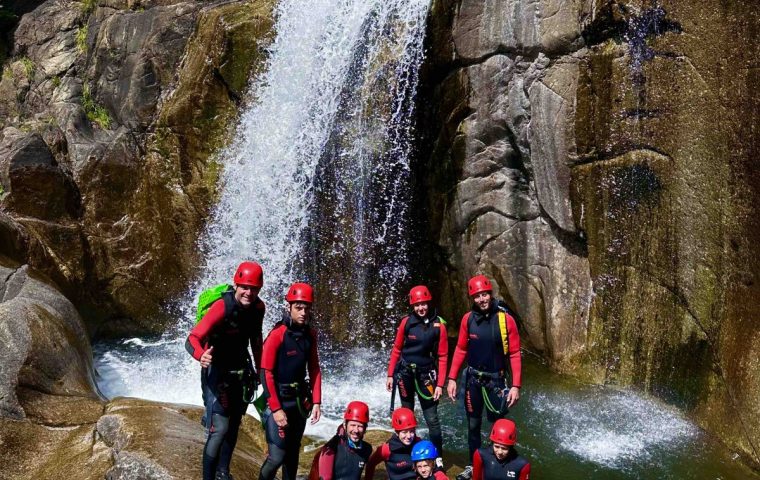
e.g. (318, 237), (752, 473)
(195, 283), (233, 324)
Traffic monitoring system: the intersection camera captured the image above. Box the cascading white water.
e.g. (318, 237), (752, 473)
(194, 0), (429, 335)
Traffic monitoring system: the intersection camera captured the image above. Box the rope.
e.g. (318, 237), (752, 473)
(409, 363), (435, 401)
(482, 385), (501, 414)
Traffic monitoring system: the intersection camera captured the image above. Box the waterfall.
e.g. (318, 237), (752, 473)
(194, 0), (430, 342)
(95, 0), (431, 434)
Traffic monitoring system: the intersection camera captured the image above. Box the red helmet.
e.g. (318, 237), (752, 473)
(467, 274), (493, 296)
(490, 418), (517, 445)
(286, 282), (313, 303)
(408, 285), (432, 305)
(391, 407), (417, 431)
(233, 261), (264, 287)
(344, 401), (370, 424)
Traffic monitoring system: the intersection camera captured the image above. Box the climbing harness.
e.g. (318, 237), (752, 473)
(279, 382), (312, 418)
(407, 363), (435, 401)
(468, 367), (507, 414)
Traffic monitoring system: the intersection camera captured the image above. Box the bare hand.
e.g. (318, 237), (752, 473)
(447, 379), (457, 401)
(433, 386), (443, 401)
(200, 346), (213, 368)
(273, 409), (288, 427)
(311, 404), (321, 425)
(386, 377), (394, 392)
(506, 386), (520, 408)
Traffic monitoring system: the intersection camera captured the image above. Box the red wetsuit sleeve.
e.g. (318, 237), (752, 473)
(507, 314), (522, 388)
(250, 302), (265, 373)
(309, 328), (322, 404)
(365, 443), (390, 480)
(447, 313), (470, 380)
(318, 444), (336, 480)
(436, 321), (449, 388)
(472, 450), (483, 480)
(387, 317), (408, 377)
(433, 471), (449, 480)
(186, 300), (226, 360)
(519, 462), (531, 480)
(261, 325), (286, 411)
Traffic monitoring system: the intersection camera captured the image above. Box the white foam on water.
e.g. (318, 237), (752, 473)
(304, 347), (394, 439)
(94, 338), (202, 407)
(529, 387), (697, 469)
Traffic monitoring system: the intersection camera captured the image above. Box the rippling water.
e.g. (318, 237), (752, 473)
(93, 339), (756, 479)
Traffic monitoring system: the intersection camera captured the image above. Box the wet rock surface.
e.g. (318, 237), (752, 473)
(0, 260), (269, 479)
(0, 0), (276, 336)
(420, 0), (760, 468)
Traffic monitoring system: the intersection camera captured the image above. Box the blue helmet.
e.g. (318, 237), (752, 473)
(411, 440), (439, 462)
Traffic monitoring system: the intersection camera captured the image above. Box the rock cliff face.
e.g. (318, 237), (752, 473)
(0, 259), (271, 479)
(420, 0), (759, 467)
(0, 0), (276, 336)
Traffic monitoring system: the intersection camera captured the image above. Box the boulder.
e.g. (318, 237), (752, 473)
(0, 129), (81, 220)
(0, 261), (268, 479)
(0, 263), (100, 421)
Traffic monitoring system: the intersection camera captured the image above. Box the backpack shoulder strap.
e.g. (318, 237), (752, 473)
(221, 289), (237, 319)
(497, 310), (509, 357)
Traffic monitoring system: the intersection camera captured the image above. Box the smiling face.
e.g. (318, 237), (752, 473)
(234, 284), (260, 307)
(397, 428), (416, 445)
(412, 301), (429, 318)
(472, 291), (492, 312)
(289, 301), (311, 325)
(345, 420), (366, 443)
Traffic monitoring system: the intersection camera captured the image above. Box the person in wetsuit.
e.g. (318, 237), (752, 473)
(259, 282), (322, 480)
(310, 401), (373, 480)
(364, 407), (420, 480)
(186, 261), (266, 480)
(386, 285), (448, 454)
(446, 275), (522, 480)
(472, 419), (530, 480)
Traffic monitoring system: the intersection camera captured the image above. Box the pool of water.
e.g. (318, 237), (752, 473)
(93, 338), (757, 479)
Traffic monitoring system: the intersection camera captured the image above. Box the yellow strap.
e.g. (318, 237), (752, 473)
(498, 311), (509, 357)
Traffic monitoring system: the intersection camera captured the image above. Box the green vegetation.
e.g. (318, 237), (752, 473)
(82, 83), (112, 129)
(81, 0), (96, 14)
(20, 56), (34, 78)
(2, 65), (12, 80)
(51, 75), (61, 87)
(76, 25), (88, 53)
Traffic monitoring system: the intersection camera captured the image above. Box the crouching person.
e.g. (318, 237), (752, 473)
(411, 441), (447, 480)
(364, 407), (420, 480)
(472, 420), (530, 480)
(310, 401), (373, 480)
